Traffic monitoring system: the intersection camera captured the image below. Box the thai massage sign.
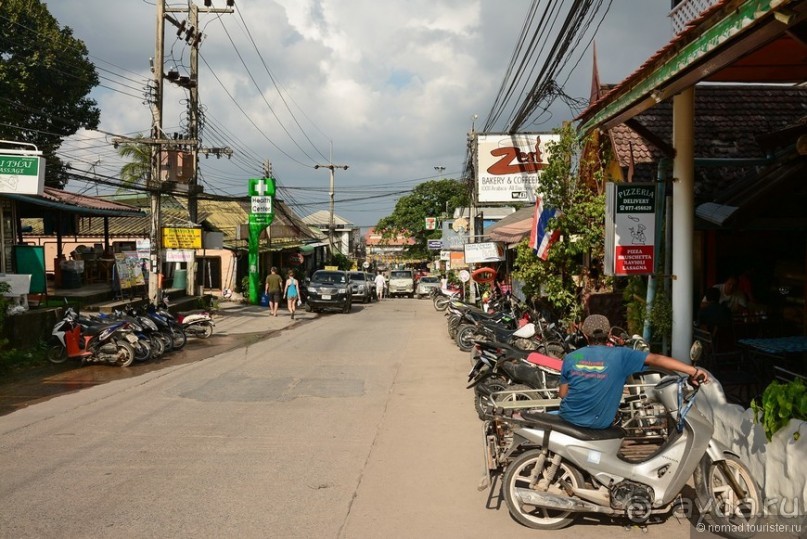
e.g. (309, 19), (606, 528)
(605, 182), (656, 276)
(0, 154), (45, 195)
(476, 133), (559, 203)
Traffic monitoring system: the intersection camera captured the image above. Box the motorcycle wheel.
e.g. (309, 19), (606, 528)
(693, 455), (761, 539)
(434, 296), (450, 311)
(171, 327), (187, 350)
(134, 338), (152, 362)
(195, 322), (214, 339)
(115, 342), (136, 367)
(474, 380), (534, 421)
(160, 331), (174, 353)
(455, 324), (478, 352)
(503, 449), (584, 530)
(150, 334), (166, 358)
(46, 344), (69, 365)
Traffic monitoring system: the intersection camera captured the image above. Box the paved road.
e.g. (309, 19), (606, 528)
(0, 299), (712, 538)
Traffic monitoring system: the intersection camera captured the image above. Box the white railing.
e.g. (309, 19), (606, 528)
(669, 0), (720, 34)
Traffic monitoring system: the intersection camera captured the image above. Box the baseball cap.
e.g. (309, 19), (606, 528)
(582, 314), (610, 339)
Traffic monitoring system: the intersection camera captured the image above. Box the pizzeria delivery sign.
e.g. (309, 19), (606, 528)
(605, 183), (656, 276)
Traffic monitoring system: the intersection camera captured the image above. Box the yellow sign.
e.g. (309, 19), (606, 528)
(324, 265), (339, 271)
(162, 227), (202, 249)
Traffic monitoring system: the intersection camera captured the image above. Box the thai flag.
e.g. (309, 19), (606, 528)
(529, 196), (561, 260)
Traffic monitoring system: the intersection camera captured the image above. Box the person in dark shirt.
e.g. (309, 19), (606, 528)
(696, 287), (732, 331)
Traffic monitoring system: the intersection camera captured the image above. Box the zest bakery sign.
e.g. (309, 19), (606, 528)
(475, 134), (559, 203)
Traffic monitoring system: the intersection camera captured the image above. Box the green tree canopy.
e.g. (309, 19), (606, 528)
(375, 178), (469, 259)
(513, 123), (606, 321)
(0, 0), (100, 188)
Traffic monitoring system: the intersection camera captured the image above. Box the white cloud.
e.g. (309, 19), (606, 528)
(46, 0), (672, 226)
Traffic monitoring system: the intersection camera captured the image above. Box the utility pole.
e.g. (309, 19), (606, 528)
(314, 162), (348, 256)
(148, 0), (166, 305)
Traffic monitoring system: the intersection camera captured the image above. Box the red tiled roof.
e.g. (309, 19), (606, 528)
(364, 227), (416, 246)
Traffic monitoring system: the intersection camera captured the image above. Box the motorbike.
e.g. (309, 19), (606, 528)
(497, 365), (761, 537)
(175, 308), (215, 339)
(47, 307), (138, 367)
(91, 310), (154, 362)
(122, 304), (168, 358)
(145, 302), (187, 351)
(468, 339), (564, 419)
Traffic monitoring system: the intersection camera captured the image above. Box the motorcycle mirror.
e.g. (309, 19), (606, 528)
(689, 340), (703, 363)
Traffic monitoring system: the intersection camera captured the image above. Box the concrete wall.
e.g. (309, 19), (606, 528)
(698, 380), (807, 512)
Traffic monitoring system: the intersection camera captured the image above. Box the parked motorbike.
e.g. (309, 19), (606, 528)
(498, 367), (761, 537)
(122, 304), (168, 358)
(47, 307), (137, 367)
(175, 308), (215, 339)
(468, 339), (564, 419)
(145, 302), (187, 350)
(91, 310), (154, 362)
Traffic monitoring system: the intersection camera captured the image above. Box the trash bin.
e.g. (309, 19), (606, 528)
(173, 269), (187, 290)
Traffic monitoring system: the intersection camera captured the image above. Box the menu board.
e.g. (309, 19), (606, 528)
(113, 253), (146, 290)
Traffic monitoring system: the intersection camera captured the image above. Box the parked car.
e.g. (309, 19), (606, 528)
(347, 271), (372, 303)
(388, 269), (415, 298)
(305, 270), (352, 313)
(414, 275), (441, 299)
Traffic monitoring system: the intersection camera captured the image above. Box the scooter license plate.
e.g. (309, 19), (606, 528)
(322, 294), (331, 300)
(125, 334), (138, 344)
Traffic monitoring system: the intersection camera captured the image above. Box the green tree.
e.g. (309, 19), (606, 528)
(375, 179), (469, 259)
(0, 0), (100, 188)
(117, 134), (151, 189)
(513, 124), (606, 321)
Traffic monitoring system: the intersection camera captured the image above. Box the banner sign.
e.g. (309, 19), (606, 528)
(476, 134), (559, 203)
(162, 227), (202, 249)
(605, 182), (656, 276)
(165, 249), (194, 263)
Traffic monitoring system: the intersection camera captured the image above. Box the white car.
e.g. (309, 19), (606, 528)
(388, 269), (414, 298)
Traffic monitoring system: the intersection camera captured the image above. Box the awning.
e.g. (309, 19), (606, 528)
(6, 187), (145, 218)
(485, 206), (534, 245)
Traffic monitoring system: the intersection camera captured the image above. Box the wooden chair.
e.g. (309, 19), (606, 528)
(692, 326), (760, 406)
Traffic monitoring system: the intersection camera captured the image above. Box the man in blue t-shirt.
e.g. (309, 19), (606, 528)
(559, 315), (708, 429)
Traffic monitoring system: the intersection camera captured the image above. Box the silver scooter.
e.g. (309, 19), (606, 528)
(500, 352), (761, 537)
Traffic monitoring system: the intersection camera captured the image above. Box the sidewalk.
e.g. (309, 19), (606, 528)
(211, 300), (309, 335)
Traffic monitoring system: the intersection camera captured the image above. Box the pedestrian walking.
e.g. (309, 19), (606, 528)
(374, 272), (386, 300)
(284, 270), (300, 319)
(264, 266), (283, 316)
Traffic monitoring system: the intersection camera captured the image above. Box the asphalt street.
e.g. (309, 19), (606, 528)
(0, 298), (737, 538)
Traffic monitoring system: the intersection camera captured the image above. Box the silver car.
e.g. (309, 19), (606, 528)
(348, 271), (372, 303)
(415, 275), (441, 299)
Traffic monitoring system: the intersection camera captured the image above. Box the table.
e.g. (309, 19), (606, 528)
(737, 336), (807, 376)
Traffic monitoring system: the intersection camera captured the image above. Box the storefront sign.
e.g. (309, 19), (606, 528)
(476, 134), (559, 203)
(162, 227), (202, 249)
(463, 241), (505, 263)
(605, 182), (656, 276)
(0, 154), (45, 195)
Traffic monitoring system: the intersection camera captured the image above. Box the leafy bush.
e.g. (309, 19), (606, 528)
(751, 379), (807, 441)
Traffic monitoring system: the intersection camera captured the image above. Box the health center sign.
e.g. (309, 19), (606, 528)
(476, 133), (559, 203)
(605, 183), (656, 276)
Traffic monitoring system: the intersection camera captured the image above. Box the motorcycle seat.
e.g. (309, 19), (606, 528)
(520, 410), (625, 441)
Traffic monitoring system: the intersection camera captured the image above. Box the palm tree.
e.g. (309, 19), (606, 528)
(117, 134), (151, 192)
